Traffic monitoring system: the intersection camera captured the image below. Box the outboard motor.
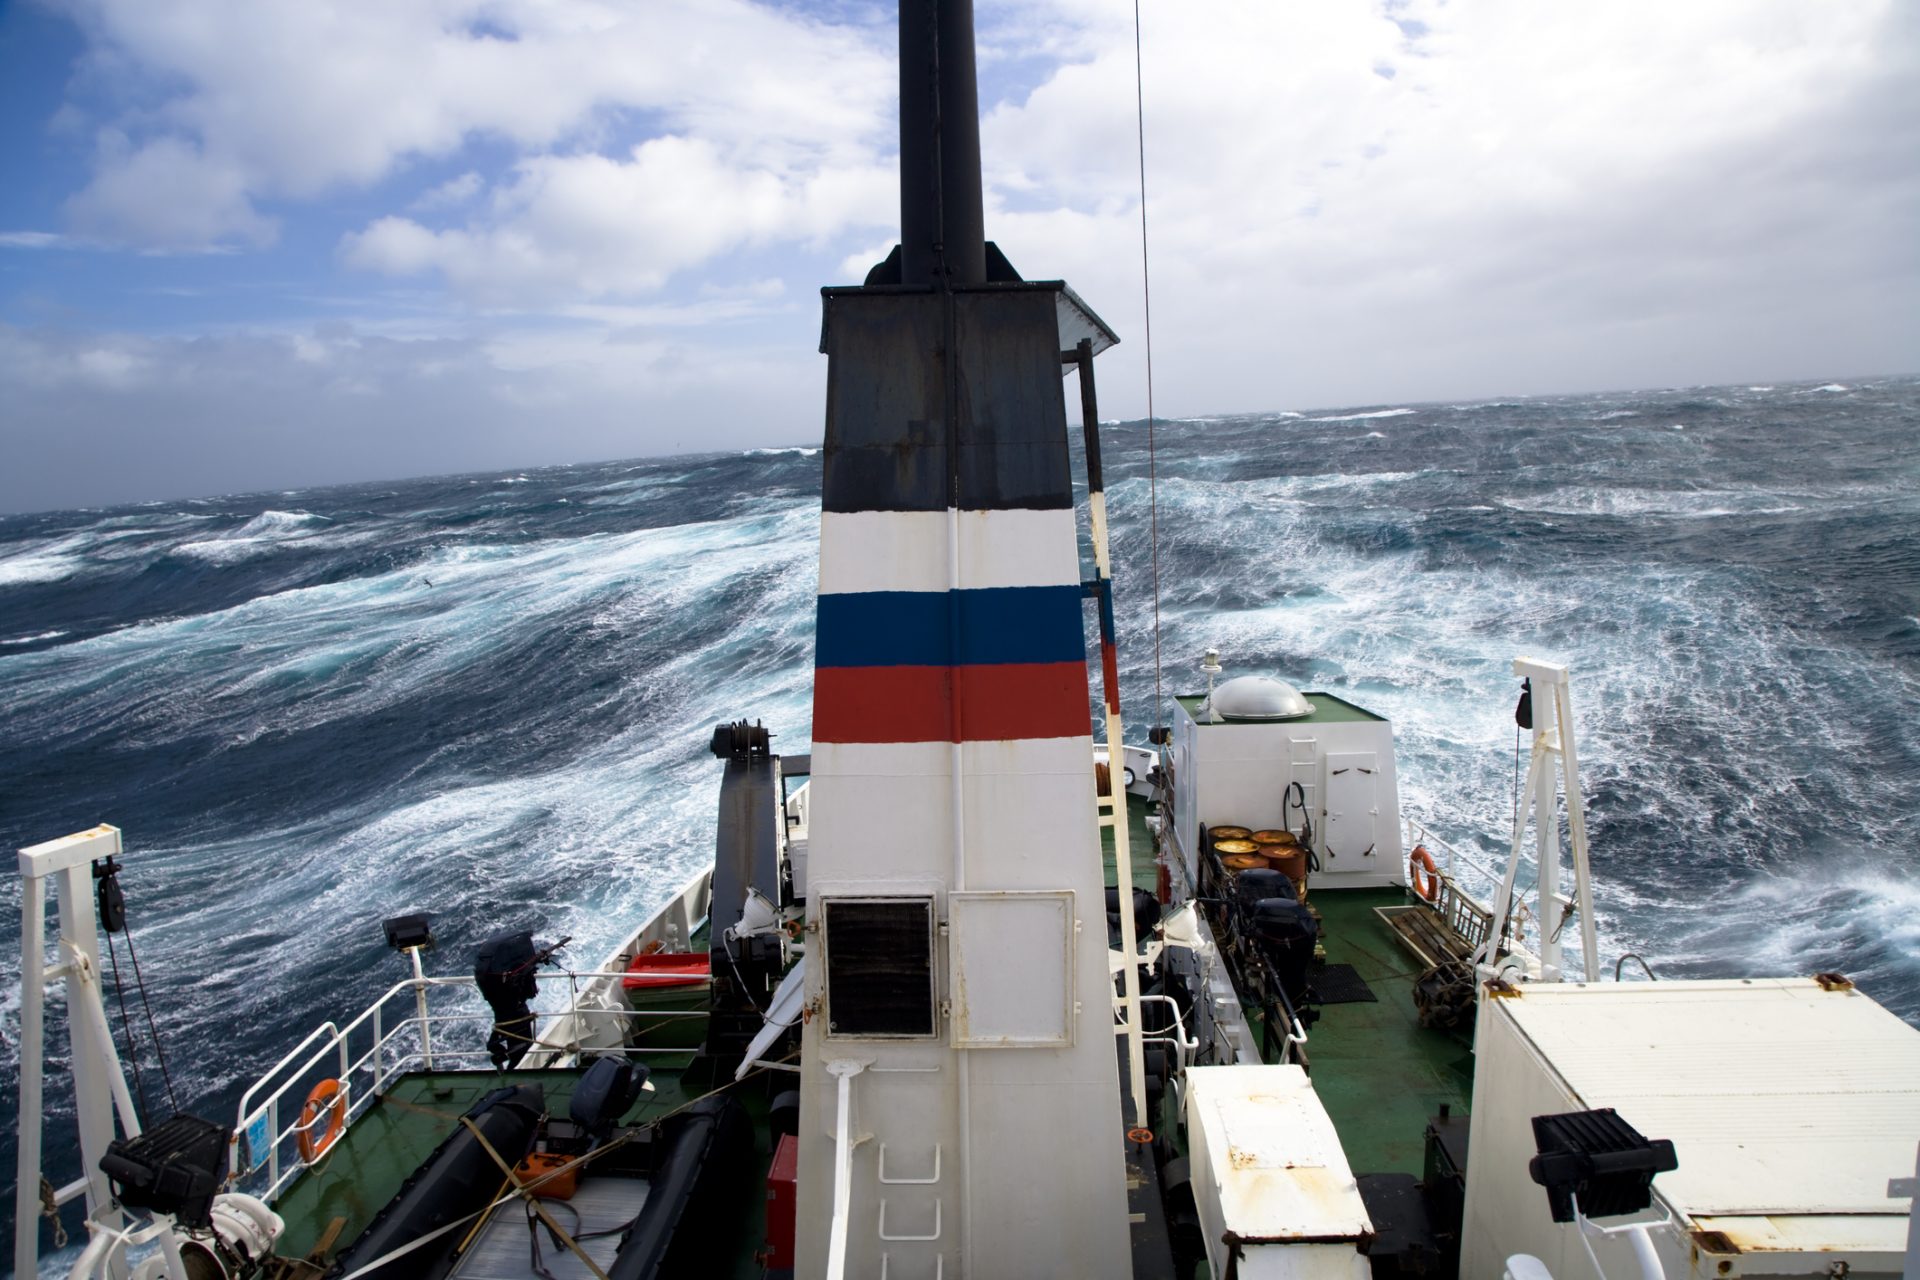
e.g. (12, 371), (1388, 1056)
(569, 1055), (652, 1144)
(1247, 899), (1318, 1011)
(1232, 868), (1295, 924)
(474, 930), (541, 1070)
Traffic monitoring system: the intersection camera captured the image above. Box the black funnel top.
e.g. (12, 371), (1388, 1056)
(899, 0), (986, 285)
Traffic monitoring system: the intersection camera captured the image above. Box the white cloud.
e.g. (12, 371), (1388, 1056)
(54, 0), (896, 251)
(7, 0), (1915, 510)
(65, 133), (274, 250)
(410, 171), (484, 212)
(341, 136), (895, 303)
(971, 0), (1920, 411)
(0, 320), (824, 511)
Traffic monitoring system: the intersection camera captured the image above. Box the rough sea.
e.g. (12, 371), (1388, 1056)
(2, 375), (1916, 1259)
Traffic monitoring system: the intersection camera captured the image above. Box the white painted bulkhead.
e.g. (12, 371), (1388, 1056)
(794, 736), (1134, 1278)
(1460, 978), (1920, 1278)
(1169, 695), (1404, 890)
(797, 498), (1132, 1277)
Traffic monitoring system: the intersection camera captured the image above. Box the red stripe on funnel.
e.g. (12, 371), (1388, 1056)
(815, 662), (1089, 743)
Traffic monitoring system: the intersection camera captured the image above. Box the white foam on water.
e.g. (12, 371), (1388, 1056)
(1307, 407), (1417, 422)
(0, 630), (68, 646)
(174, 509), (343, 563)
(1499, 486), (1805, 519)
(1807, 383), (1851, 393)
(0, 549), (81, 586)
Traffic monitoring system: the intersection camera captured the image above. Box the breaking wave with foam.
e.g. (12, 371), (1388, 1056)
(0, 376), (1916, 1252)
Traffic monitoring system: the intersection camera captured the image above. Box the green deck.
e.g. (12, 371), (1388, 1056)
(271, 1056), (772, 1276)
(270, 812), (1468, 1273)
(1103, 791), (1161, 895)
(1294, 886), (1475, 1175)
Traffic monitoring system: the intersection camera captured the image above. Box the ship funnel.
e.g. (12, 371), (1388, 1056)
(898, 0), (986, 285)
(794, 4), (1133, 1272)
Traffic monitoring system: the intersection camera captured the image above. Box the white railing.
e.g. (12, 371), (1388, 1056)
(1138, 993), (1199, 1072)
(1405, 816), (1537, 943)
(228, 968), (710, 1201)
(1405, 817), (1508, 887)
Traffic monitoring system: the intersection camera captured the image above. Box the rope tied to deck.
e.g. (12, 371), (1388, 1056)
(459, 1116), (612, 1280)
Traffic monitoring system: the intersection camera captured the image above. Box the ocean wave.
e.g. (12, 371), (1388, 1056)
(2, 378), (1916, 1193)
(0, 549), (82, 586)
(173, 509), (342, 562)
(0, 629), (68, 646)
(1307, 407), (1417, 422)
(1498, 487), (1806, 519)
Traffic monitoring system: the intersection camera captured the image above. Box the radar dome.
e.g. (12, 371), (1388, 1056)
(1203, 675), (1313, 721)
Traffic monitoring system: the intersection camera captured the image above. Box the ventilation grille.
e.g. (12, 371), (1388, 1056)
(823, 897), (937, 1038)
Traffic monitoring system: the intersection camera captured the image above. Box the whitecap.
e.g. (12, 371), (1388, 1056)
(1808, 383), (1850, 393)
(1308, 407), (1417, 422)
(0, 629), (68, 646)
(1363, 431), (1387, 439)
(744, 446), (822, 458)
(175, 509), (337, 563)
(0, 551), (81, 586)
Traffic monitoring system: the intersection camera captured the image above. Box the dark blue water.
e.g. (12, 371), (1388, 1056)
(2, 376), (1916, 1262)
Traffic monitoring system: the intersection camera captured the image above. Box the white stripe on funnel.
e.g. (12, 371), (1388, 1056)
(818, 508), (1080, 596)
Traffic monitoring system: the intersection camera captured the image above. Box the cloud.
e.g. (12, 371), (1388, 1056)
(341, 137), (895, 303)
(0, 320), (825, 512)
(64, 133), (275, 250)
(0, 232), (72, 250)
(409, 171), (484, 212)
(970, 0), (1920, 410)
(5, 0), (1916, 513)
(52, 0), (896, 252)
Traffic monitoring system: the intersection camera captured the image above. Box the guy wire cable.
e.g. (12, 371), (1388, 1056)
(1132, 0), (1166, 729)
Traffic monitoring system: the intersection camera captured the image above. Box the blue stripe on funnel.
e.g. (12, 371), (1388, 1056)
(815, 585), (1086, 668)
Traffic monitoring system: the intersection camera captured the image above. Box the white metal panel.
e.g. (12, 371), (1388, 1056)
(1187, 1064), (1372, 1254)
(948, 891), (1075, 1048)
(1505, 979), (1920, 1216)
(817, 508), (1080, 594)
(1461, 979), (1920, 1279)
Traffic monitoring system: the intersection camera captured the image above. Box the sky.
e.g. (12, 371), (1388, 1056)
(1, 0), (1916, 514)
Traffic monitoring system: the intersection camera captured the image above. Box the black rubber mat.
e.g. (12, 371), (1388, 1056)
(1310, 962), (1378, 1004)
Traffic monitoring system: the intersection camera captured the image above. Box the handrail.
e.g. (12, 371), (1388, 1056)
(229, 965), (714, 1198)
(1407, 817), (1510, 886)
(824, 1060), (867, 1280)
(235, 1021), (341, 1132)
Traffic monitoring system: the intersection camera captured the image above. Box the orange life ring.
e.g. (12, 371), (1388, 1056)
(1409, 844), (1440, 902)
(297, 1079), (346, 1162)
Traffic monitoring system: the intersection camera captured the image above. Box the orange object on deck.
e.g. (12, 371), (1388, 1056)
(620, 951), (711, 992)
(515, 1150), (579, 1200)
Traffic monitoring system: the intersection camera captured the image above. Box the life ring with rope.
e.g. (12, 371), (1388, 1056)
(1409, 844), (1440, 902)
(297, 1078), (347, 1163)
